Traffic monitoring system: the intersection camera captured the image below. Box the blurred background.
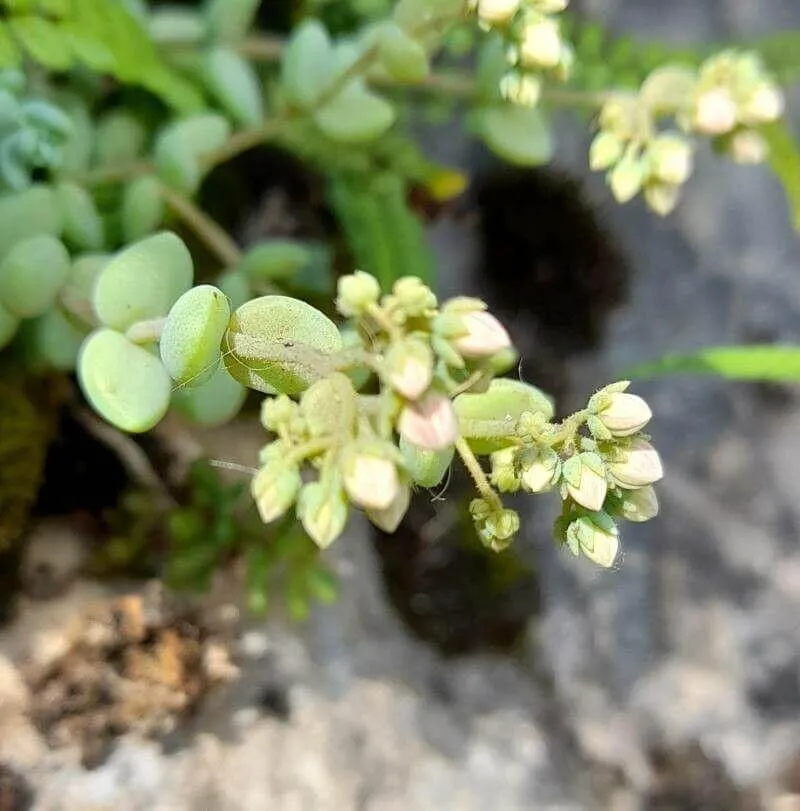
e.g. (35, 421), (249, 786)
(1, 0), (800, 809)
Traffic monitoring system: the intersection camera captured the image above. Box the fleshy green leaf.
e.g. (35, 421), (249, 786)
(314, 82), (395, 144)
(477, 105), (554, 167)
(628, 345), (800, 380)
(10, 16), (73, 70)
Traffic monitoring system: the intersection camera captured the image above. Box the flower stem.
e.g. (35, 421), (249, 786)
(159, 184), (243, 266)
(455, 436), (502, 511)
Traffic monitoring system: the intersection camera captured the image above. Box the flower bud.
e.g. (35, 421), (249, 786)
(609, 148), (645, 204)
(398, 391), (458, 451)
(366, 478), (411, 533)
(644, 181), (681, 216)
(450, 310), (511, 359)
(617, 485), (659, 522)
(564, 453), (607, 512)
(567, 513), (619, 568)
(490, 447), (520, 493)
(390, 276), (437, 317)
(728, 129), (768, 164)
(519, 447), (559, 493)
(648, 134), (693, 185)
(252, 464), (302, 523)
(589, 131), (624, 172)
(499, 72), (542, 107)
(739, 82), (784, 125)
(385, 337), (433, 400)
(693, 87), (737, 135)
(298, 477), (348, 549)
(534, 0), (568, 14)
(476, 0), (521, 25)
(519, 17), (562, 69)
(400, 436), (454, 488)
(596, 391), (652, 437)
(261, 394), (298, 432)
(342, 449), (399, 510)
(336, 270), (380, 317)
(609, 438), (664, 489)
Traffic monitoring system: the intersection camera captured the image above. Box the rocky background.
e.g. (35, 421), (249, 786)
(2, 0), (800, 808)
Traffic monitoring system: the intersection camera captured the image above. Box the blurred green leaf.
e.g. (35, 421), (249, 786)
(762, 121), (800, 232)
(628, 345), (800, 380)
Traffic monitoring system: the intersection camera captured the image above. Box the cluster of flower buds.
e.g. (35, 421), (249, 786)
(589, 50), (785, 215)
(688, 50), (784, 163)
(469, 0), (573, 107)
(250, 271), (662, 567)
(488, 380), (663, 567)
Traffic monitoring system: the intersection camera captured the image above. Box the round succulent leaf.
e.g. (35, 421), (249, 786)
(203, 46), (264, 127)
(55, 181), (104, 251)
(22, 306), (87, 372)
(281, 19), (335, 110)
(159, 284), (231, 387)
(93, 231), (194, 331)
(122, 175), (165, 242)
(478, 105), (554, 167)
(378, 23), (429, 83)
(0, 234), (70, 318)
(314, 82), (395, 144)
(78, 328), (172, 433)
(239, 240), (311, 283)
(0, 184), (62, 260)
(223, 294), (342, 396)
(171, 364), (247, 426)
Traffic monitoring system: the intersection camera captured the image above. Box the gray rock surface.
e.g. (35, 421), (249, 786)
(2, 1), (800, 808)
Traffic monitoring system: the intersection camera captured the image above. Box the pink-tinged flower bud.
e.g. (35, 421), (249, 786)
(343, 453), (399, 511)
(728, 130), (768, 164)
(609, 438), (664, 489)
(567, 513), (619, 568)
(693, 87), (737, 135)
(618, 485), (659, 522)
(252, 464), (302, 524)
(385, 338), (433, 400)
(565, 453), (607, 512)
(450, 310), (511, 359)
(398, 392), (458, 451)
(597, 392), (652, 437)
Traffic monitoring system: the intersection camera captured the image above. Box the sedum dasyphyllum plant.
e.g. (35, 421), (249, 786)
(0, 0), (794, 582)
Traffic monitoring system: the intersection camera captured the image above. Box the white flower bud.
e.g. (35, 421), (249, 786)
(499, 72), (542, 107)
(343, 453), (399, 511)
(644, 181), (681, 216)
(618, 485), (659, 522)
(609, 438), (664, 489)
(589, 131), (624, 172)
(336, 270), (380, 317)
(386, 338), (433, 400)
(519, 18), (563, 69)
(520, 447), (559, 492)
(298, 479), (348, 549)
(450, 310), (512, 359)
(597, 391), (652, 437)
(398, 392), (458, 451)
(477, 0), (521, 25)
(367, 479), (411, 533)
(566, 455), (608, 512)
(728, 130), (768, 164)
(693, 87), (737, 135)
(648, 134), (693, 185)
(251, 464), (302, 524)
(567, 513), (619, 568)
(739, 82), (784, 125)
